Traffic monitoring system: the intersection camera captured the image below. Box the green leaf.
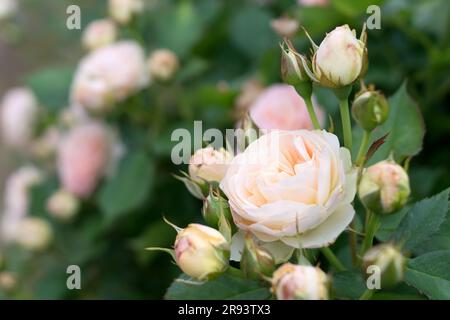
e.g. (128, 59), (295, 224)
(332, 270), (366, 300)
(331, 0), (385, 17)
(353, 82), (425, 164)
(165, 274), (271, 300)
(413, 209), (450, 255)
(26, 67), (74, 111)
(405, 250), (450, 299)
(391, 188), (449, 252)
(229, 6), (277, 59)
(98, 152), (154, 221)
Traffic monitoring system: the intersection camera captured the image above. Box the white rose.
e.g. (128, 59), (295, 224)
(71, 41), (149, 113)
(313, 25), (365, 88)
(220, 130), (356, 249)
(0, 87), (39, 148)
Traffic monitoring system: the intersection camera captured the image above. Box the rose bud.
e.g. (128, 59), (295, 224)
(15, 218), (53, 251)
(174, 224), (230, 280)
(202, 190), (232, 228)
(189, 147), (232, 184)
(352, 91), (389, 131)
(147, 49), (179, 82)
(108, 0), (144, 25)
(0, 87), (39, 149)
(272, 263), (329, 300)
(298, 0), (329, 7)
(362, 244), (405, 289)
(31, 126), (61, 159)
(280, 39), (311, 88)
(0, 166), (43, 242)
(271, 16), (299, 38)
(240, 234), (275, 280)
(313, 25), (366, 88)
(82, 19), (117, 51)
(0, 272), (17, 292)
(46, 189), (79, 221)
(358, 160), (410, 215)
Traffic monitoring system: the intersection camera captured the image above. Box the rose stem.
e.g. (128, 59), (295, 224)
(226, 266), (246, 279)
(304, 95), (321, 130)
(320, 247), (346, 272)
(349, 222), (358, 266)
(339, 98), (353, 150)
(359, 288), (374, 300)
(359, 210), (381, 263)
(356, 130), (371, 166)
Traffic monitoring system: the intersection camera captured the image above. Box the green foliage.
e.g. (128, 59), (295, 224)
(98, 151), (155, 221)
(391, 188), (449, 252)
(405, 250), (450, 299)
(165, 274), (271, 300)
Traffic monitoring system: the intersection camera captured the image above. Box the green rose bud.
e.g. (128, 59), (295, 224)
(362, 244), (405, 289)
(240, 234), (275, 280)
(352, 91), (389, 131)
(202, 189), (232, 228)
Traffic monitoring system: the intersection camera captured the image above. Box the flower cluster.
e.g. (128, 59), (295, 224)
(161, 22), (413, 300)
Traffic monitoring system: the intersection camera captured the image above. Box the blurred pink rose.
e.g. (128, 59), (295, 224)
(82, 19), (117, 51)
(249, 84), (324, 131)
(0, 87), (39, 148)
(57, 122), (113, 198)
(71, 41), (149, 113)
(298, 0), (329, 7)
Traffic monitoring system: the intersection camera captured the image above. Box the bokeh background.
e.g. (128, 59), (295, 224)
(0, 0), (449, 299)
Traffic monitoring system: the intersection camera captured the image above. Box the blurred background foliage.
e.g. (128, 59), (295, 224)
(0, 0), (449, 299)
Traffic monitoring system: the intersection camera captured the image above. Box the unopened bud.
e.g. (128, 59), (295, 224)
(359, 160), (410, 215)
(271, 16), (299, 38)
(362, 244), (405, 289)
(202, 190), (232, 228)
(147, 49), (179, 82)
(352, 91), (388, 131)
(0, 272), (17, 292)
(241, 234), (275, 280)
(313, 25), (366, 88)
(15, 218), (52, 251)
(189, 147), (232, 184)
(46, 190), (79, 221)
(280, 39), (311, 87)
(272, 263), (329, 300)
(174, 224), (229, 280)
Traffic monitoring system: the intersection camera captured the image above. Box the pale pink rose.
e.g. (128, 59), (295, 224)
(298, 0), (329, 7)
(82, 19), (117, 51)
(57, 122), (114, 198)
(271, 16), (299, 38)
(220, 130), (356, 249)
(0, 87), (39, 148)
(249, 84), (324, 131)
(71, 41), (150, 113)
(189, 147), (233, 183)
(0, 166), (43, 241)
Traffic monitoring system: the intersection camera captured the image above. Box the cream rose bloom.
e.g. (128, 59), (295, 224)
(220, 130), (356, 249)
